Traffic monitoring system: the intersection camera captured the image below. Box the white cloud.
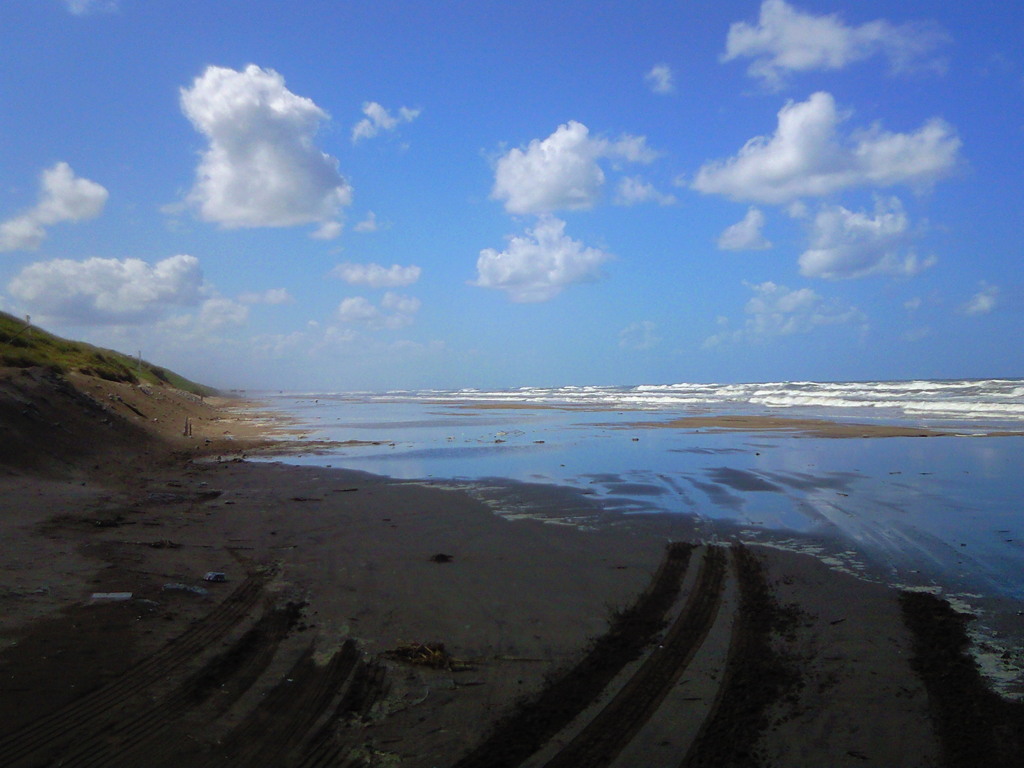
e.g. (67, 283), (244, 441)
(619, 321), (660, 350)
(0, 163), (108, 252)
(491, 121), (656, 214)
(960, 282), (999, 316)
(705, 280), (864, 345)
(492, 122), (601, 214)
(786, 200), (810, 219)
(614, 177), (676, 206)
(238, 288), (293, 305)
(199, 297), (249, 328)
(7, 254), (203, 324)
(474, 215), (612, 302)
(337, 296), (378, 323)
(381, 291), (421, 316)
(645, 64), (674, 94)
(718, 207), (772, 251)
(354, 211), (380, 232)
(311, 221), (343, 240)
(179, 64), (352, 232)
(332, 262), (421, 288)
(605, 134), (659, 164)
(318, 325), (360, 348)
(799, 197), (935, 279)
(352, 102), (420, 142)
(337, 291), (421, 329)
(723, 0), (948, 88)
(692, 92), (959, 204)
(63, 0), (118, 15)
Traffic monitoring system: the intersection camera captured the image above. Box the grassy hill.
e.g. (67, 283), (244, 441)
(0, 310), (215, 397)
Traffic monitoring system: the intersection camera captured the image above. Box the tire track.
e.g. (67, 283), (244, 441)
(0, 571), (270, 768)
(55, 601), (303, 768)
(293, 654), (391, 768)
(205, 639), (375, 768)
(453, 542), (694, 768)
(541, 545), (728, 768)
(679, 544), (800, 768)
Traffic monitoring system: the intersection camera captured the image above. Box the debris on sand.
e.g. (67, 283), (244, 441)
(383, 642), (454, 669)
(143, 539), (180, 549)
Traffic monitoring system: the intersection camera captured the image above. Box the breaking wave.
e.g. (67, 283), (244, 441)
(369, 378), (1024, 426)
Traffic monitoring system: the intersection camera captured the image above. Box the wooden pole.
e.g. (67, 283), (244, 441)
(5, 316), (33, 344)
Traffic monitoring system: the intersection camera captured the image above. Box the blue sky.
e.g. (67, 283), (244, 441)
(1, 1), (1021, 391)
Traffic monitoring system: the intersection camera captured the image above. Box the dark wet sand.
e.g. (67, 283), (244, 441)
(1, 367), (1020, 767)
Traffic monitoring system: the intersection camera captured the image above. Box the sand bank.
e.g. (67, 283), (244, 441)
(619, 413), (1024, 439)
(452, 399), (1024, 437)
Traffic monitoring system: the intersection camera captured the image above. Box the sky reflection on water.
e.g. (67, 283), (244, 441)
(254, 395), (1024, 602)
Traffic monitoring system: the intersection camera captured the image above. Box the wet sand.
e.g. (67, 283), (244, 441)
(625, 413), (957, 437)
(458, 401), (1024, 438)
(0, 367), (1020, 767)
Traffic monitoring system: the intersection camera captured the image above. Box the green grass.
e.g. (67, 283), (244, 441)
(0, 311), (216, 397)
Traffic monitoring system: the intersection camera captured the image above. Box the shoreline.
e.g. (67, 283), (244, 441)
(1, 368), (1022, 766)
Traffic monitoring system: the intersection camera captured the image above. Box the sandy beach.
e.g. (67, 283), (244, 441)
(1, 367), (1021, 767)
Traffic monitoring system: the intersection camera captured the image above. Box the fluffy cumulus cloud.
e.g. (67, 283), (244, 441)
(798, 197), (934, 279)
(491, 121), (656, 215)
(474, 215), (612, 302)
(0, 163), (108, 252)
(718, 207), (772, 251)
(644, 64), (674, 94)
(332, 262), (421, 288)
(960, 282), (1000, 316)
(7, 254), (203, 324)
(723, 0), (948, 88)
(351, 102), (420, 143)
(705, 281), (864, 345)
(337, 292), (421, 329)
(180, 64), (352, 233)
(692, 92), (959, 204)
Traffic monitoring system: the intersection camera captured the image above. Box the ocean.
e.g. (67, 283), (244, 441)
(246, 378), (1024, 617)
